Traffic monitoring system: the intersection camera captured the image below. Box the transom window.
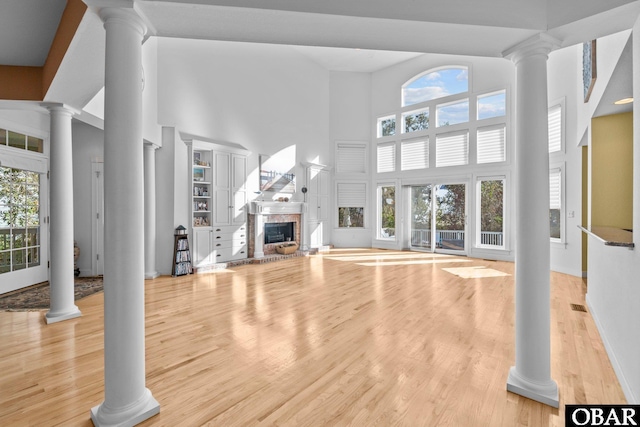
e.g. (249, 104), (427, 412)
(0, 127), (43, 153)
(402, 67), (468, 107)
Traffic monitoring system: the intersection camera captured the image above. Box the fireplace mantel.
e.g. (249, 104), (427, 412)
(248, 201), (306, 215)
(249, 201), (308, 257)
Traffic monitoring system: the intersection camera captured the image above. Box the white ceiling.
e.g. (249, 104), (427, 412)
(0, 0), (67, 66)
(1, 0), (638, 116)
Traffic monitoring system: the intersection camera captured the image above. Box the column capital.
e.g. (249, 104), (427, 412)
(502, 33), (561, 64)
(87, 0), (149, 37)
(144, 141), (161, 150)
(41, 102), (80, 116)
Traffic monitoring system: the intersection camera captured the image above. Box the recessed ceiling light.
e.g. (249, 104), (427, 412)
(614, 97), (633, 105)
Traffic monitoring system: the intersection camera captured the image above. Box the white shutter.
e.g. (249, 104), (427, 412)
(336, 143), (366, 174)
(401, 139), (429, 170)
(436, 132), (468, 167)
(377, 143), (396, 173)
(337, 183), (366, 207)
(548, 104), (562, 153)
(477, 126), (505, 164)
(549, 169), (561, 210)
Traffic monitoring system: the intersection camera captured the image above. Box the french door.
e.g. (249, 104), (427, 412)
(409, 183), (467, 254)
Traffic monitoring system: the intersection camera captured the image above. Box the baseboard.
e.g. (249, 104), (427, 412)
(586, 293), (638, 404)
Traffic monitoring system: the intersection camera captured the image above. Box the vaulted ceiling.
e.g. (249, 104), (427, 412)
(1, 0), (638, 111)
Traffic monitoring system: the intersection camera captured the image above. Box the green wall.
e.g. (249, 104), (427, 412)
(591, 112), (634, 229)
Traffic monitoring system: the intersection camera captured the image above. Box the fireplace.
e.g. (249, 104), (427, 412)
(264, 222), (295, 244)
(248, 201), (307, 258)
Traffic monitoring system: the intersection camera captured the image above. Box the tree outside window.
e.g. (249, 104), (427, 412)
(380, 186), (395, 238)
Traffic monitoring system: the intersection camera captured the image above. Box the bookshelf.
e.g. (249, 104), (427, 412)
(172, 228), (192, 276)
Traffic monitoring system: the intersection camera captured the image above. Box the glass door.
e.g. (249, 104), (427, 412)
(435, 184), (466, 253)
(409, 183), (467, 254)
(410, 185), (432, 249)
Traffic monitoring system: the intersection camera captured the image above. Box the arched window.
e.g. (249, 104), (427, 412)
(402, 66), (468, 107)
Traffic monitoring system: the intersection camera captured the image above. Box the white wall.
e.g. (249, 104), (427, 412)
(547, 45), (584, 277)
(157, 38), (332, 203)
(583, 18), (640, 405)
(330, 71), (372, 247)
(71, 120), (103, 276)
(142, 37), (162, 146)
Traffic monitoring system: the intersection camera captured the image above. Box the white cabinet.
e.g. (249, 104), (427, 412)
(186, 139), (249, 267)
(213, 151), (247, 227)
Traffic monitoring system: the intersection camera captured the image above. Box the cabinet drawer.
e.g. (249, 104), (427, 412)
(213, 245), (248, 262)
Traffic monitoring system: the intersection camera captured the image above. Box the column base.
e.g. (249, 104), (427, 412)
(254, 251), (264, 258)
(506, 366), (559, 408)
(90, 388), (160, 427)
(45, 306), (81, 324)
(144, 271), (159, 280)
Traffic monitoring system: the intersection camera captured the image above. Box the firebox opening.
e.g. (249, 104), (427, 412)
(264, 222), (295, 244)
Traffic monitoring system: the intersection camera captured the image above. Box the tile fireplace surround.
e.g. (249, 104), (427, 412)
(248, 201), (307, 258)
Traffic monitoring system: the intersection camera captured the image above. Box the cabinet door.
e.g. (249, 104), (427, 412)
(214, 188), (231, 225)
(232, 188), (246, 225)
(213, 152), (231, 225)
(192, 228), (212, 267)
(231, 155), (246, 191)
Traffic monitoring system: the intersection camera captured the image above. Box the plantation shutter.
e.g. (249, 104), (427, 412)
(436, 132), (468, 167)
(549, 169), (561, 210)
(337, 183), (366, 207)
(477, 126), (505, 164)
(336, 143), (366, 174)
(401, 139), (429, 171)
(377, 143), (396, 173)
(548, 104), (562, 153)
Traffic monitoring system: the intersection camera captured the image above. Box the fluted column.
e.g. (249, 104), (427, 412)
(45, 104), (81, 324)
(89, 3), (160, 426)
(503, 34), (560, 408)
(144, 142), (159, 279)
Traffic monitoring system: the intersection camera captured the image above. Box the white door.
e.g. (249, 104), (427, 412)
(306, 166), (330, 247)
(91, 161), (104, 276)
(0, 160), (49, 294)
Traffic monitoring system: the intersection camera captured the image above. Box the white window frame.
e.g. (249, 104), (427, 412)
(335, 141), (368, 175)
(0, 121), (49, 294)
(476, 124), (506, 164)
(548, 98), (564, 155)
(436, 131), (469, 168)
(475, 175), (506, 249)
(477, 90), (507, 121)
(401, 66), (470, 107)
(336, 181), (367, 229)
(436, 98), (470, 128)
(377, 183), (397, 241)
(401, 107), (430, 134)
(377, 142), (396, 173)
(401, 138), (429, 171)
(549, 164), (565, 244)
(377, 114), (396, 138)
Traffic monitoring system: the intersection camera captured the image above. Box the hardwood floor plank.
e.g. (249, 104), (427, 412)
(0, 249), (626, 426)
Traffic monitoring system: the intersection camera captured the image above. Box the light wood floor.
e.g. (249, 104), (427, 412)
(0, 249), (625, 426)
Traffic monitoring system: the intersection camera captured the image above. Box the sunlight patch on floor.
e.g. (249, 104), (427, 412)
(441, 266), (510, 278)
(323, 253), (454, 262)
(356, 259), (473, 267)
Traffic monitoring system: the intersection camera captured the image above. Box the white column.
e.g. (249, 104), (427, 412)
(144, 142), (159, 279)
(503, 34), (559, 408)
(45, 104), (81, 324)
(89, 4), (160, 426)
